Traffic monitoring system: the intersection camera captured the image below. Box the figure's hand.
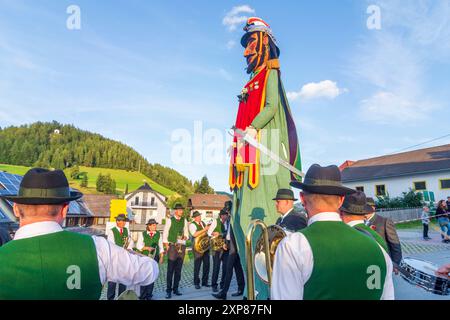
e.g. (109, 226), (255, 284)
(393, 267), (399, 276)
(159, 255), (164, 264)
(212, 232), (220, 237)
(223, 244), (228, 251)
(244, 126), (258, 139)
(163, 243), (169, 251)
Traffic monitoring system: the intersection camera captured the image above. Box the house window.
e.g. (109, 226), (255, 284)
(135, 197), (139, 205)
(205, 211), (213, 218)
(355, 186), (364, 192)
(375, 185), (386, 196)
(151, 197), (155, 206)
(440, 179), (450, 189)
(413, 181), (427, 191)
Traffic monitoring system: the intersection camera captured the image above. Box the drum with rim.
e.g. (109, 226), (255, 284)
(399, 257), (449, 296)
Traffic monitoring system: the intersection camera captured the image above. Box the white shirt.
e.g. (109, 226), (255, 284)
(208, 219), (217, 237)
(271, 212), (394, 300)
(162, 216), (189, 244)
(106, 225), (134, 250)
(13, 221), (159, 287)
(136, 230), (164, 254)
(279, 208), (294, 224)
(189, 221), (206, 237)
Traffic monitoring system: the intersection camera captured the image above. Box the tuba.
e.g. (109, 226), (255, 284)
(211, 235), (225, 251)
(194, 232), (210, 254)
(245, 220), (286, 300)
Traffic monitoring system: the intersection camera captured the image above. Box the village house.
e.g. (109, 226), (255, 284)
(125, 182), (168, 231)
(341, 144), (450, 203)
(187, 193), (232, 222)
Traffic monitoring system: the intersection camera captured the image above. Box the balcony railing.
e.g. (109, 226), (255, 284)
(131, 202), (157, 208)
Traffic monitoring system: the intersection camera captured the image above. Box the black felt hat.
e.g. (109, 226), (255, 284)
(340, 191), (373, 215)
(173, 203), (185, 210)
(0, 168), (83, 205)
(146, 218), (157, 225)
(272, 188), (297, 201)
(191, 211), (201, 218)
(290, 164), (355, 196)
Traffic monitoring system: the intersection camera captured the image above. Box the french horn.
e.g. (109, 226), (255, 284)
(245, 220), (286, 300)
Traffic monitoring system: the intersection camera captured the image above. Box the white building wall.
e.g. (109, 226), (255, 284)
(126, 191), (167, 224)
(343, 170), (450, 202)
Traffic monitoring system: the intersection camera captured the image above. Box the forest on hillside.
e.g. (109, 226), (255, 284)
(0, 121), (194, 196)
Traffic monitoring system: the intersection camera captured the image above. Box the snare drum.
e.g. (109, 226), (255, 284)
(399, 257), (449, 296)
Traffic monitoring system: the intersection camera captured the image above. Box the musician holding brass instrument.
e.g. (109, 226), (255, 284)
(189, 211), (211, 289)
(162, 203), (189, 299)
(208, 209), (229, 292)
(106, 213), (135, 300)
(136, 218), (164, 300)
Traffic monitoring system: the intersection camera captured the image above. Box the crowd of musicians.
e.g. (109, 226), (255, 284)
(1, 166), (449, 300)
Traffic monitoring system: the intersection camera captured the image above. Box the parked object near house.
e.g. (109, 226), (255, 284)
(341, 144), (450, 201)
(187, 194), (232, 223)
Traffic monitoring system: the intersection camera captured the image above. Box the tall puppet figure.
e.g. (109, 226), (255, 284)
(229, 17), (302, 299)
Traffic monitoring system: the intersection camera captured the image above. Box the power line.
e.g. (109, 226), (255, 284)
(388, 133), (450, 155)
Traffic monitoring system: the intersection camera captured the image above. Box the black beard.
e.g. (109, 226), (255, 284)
(246, 59), (257, 74)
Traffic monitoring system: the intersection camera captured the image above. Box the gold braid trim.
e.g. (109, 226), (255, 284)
(266, 59), (280, 70)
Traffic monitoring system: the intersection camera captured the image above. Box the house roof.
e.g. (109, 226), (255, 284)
(188, 194), (231, 210)
(138, 182), (153, 191)
(341, 144), (450, 183)
(125, 183), (167, 206)
(82, 194), (118, 218)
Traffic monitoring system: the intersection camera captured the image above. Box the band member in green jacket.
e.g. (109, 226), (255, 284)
(136, 218), (164, 300)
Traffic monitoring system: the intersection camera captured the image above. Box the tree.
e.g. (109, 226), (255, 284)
(124, 183), (129, 195)
(70, 165), (80, 179)
(194, 175), (214, 194)
(80, 174), (88, 188)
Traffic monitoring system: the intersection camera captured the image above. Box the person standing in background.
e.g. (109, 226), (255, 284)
(421, 206), (431, 240)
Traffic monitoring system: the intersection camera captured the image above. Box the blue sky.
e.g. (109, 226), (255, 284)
(1, 0), (450, 191)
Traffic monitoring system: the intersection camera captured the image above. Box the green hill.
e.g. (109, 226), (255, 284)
(0, 121), (193, 196)
(0, 163), (176, 197)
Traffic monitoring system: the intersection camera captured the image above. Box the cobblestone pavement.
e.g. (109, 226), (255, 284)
(102, 228), (450, 300)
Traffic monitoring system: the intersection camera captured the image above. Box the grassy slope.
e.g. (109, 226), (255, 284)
(0, 163), (175, 197)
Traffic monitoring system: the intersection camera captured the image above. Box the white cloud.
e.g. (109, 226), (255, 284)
(287, 80), (347, 101)
(223, 5), (255, 31)
(349, 0), (449, 124)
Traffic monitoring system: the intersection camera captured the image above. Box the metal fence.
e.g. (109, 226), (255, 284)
(376, 207), (423, 223)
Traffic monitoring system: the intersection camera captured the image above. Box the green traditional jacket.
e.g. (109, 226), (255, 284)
(167, 217), (185, 243)
(111, 226), (128, 247)
(142, 231), (161, 257)
(301, 221), (387, 300)
(214, 218), (224, 234)
(353, 222), (389, 253)
(0, 231), (102, 300)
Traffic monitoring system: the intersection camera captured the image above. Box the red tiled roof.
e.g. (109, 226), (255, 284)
(188, 194), (231, 210)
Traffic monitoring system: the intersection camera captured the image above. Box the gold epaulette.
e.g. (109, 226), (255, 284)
(266, 59), (280, 70)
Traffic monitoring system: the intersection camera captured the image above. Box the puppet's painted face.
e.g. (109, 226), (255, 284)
(243, 32), (269, 74)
